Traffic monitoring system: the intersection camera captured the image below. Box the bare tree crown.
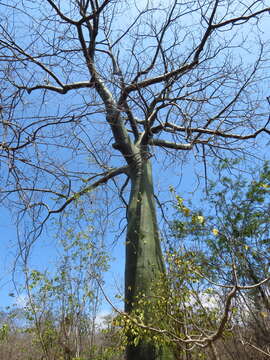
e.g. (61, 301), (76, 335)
(0, 0), (269, 238)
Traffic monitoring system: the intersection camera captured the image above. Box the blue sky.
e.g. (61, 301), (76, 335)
(0, 148), (267, 314)
(0, 0), (269, 319)
(0, 153), (208, 312)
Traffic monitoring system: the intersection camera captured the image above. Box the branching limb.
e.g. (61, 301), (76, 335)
(149, 138), (192, 150)
(208, 286), (237, 342)
(119, 3), (270, 101)
(151, 121), (270, 139)
(49, 166), (129, 214)
(20, 82), (94, 94)
(213, 7), (270, 29)
(240, 340), (270, 358)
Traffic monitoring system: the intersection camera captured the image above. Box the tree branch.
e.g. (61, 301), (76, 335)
(151, 121), (270, 140)
(149, 138), (192, 150)
(213, 7), (270, 29)
(21, 82), (94, 94)
(49, 166), (129, 214)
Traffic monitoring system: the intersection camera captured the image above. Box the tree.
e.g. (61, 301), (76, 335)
(1, 1), (270, 359)
(22, 213), (108, 360)
(4, 210), (109, 360)
(167, 161), (270, 359)
(202, 162), (270, 358)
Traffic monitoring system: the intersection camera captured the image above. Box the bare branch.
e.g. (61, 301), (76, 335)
(149, 138), (192, 150)
(49, 166), (128, 214)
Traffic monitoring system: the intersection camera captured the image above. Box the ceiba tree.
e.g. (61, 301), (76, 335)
(0, 1), (270, 359)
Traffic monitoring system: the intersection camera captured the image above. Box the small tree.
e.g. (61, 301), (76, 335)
(166, 162), (270, 359)
(22, 210), (108, 360)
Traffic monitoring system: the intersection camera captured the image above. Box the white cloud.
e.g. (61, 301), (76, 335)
(14, 294), (28, 308)
(95, 310), (113, 329)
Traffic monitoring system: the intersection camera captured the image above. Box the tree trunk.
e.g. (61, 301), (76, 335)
(125, 158), (174, 360)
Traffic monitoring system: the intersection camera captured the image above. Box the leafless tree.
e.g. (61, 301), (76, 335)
(0, 1), (270, 359)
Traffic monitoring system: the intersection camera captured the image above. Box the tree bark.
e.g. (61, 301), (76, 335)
(125, 158), (174, 360)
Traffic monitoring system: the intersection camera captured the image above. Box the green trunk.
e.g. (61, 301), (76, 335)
(125, 159), (174, 360)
